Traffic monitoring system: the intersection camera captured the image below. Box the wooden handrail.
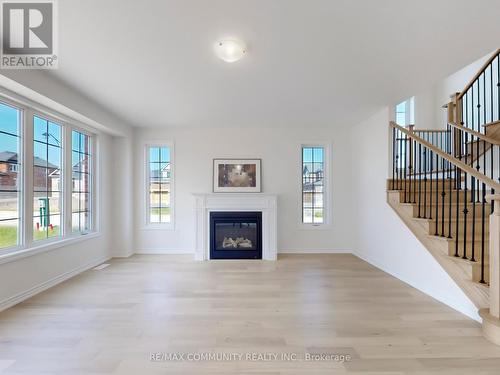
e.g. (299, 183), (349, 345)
(448, 121), (500, 146)
(413, 129), (448, 133)
(458, 49), (500, 100)
(390, 121), (500, 191)
(482, 120), (500, 128)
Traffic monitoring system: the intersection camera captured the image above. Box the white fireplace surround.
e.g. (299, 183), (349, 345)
(193, 193), (278, 260)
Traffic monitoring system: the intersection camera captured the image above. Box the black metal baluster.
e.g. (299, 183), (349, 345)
(448, 152), (452, 238)
(400, 131), (408, 203)
(418, 143), (422, 218)
(455, 165), (460, 257)
(491, 63), (494, 125)
(441, 156), (445, 236)
(429, 149), (433, 219)
(413, 139), (417, 204)
(405, 135), (412, 203)
(480, 185), (486, 284)
(480, 142), (486, 281)
(471, 172), (476, 262)
(392, 127), (395, 190)
(424, 146), (427, 218)
(463, 172), (468, 259)
(435, 153), (439, 236)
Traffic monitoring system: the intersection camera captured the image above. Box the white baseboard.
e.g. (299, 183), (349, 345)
(135, 248), (194, 255)
(0, 256), (110, 313)
(135, 248), (353, 255)
(279, 249), (352, 254)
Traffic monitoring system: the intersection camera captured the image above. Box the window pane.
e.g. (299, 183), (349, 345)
(160, 147), (170, 163)
(303, 208), (313, 224)
(149, 147), (160, 163)
(72, 130), (92, 233)
(71, 131), (81, 152)
(147, 146), (172, 224)
(34, 118), (62, 241)
(302, 146), (326, 224)
(313, 209), (324, 224)
(48, 122), (61, 146)
(0, 192), (18, 220)
(0, 103), (20, 135)
(33, 117), (47, 144)
(0, 102), (21, 249)
(0, 219), (18, 248)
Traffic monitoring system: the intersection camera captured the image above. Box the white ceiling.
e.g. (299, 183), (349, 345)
(47, 0), (500, 128)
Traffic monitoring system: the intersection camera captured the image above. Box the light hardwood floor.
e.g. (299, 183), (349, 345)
(1, 254), (500, 374)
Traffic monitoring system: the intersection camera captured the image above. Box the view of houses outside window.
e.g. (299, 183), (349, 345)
(0, 102), (21, 248)
(33, 116), (62, 240)
(302, 146), (325, 224)
(72, 130), (92, 233)
(148, 146), (171, 224)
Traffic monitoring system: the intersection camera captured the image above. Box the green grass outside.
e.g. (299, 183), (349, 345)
(0, 226), (61, 248)
(150, 207), (171, 215)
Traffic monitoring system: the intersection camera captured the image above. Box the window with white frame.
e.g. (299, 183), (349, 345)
(0, 102), (22, 249)
(71, 130), (92, 233)
(147, 146), (172, 225)
(0, 95), (96, 255)
(33, 116), (63, 240)
(302, 145), (327, 225)
(395, 96), (415, 126)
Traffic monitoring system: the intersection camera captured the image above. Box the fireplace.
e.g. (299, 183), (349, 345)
(210, 211), (262, 259)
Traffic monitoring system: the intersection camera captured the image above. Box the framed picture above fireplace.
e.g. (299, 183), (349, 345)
(213, 159), (262, 193)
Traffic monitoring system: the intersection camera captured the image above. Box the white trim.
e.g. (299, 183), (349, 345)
(0, 254), (109, 313)
(299, 142), (332, 229)
(143, 141), (174, 230)
(193, 193), (278, 261)
(0, 232), (101, 265)
(135, 248), (193, 255)
(279, 248), (351, 254)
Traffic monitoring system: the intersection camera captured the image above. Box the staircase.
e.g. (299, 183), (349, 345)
(387, 49), (500, 345)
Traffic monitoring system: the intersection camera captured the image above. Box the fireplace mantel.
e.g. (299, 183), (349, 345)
(192, 193), (278, 260)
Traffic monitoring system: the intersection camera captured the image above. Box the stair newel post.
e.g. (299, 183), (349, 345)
(480, 194), (500, 345)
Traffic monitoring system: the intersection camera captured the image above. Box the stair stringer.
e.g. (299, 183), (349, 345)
(387, 190), (490, 310)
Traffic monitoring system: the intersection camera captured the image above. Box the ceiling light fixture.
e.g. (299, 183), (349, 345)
(215, 39), (246, 63)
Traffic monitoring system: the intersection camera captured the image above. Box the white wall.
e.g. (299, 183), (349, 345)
(433, 53), (491, 127)
(349, 108), (479, 321)
(133, 125), (354, 254)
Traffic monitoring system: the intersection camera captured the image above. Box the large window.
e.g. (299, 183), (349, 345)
(0, 95), (96, 255)
(72, 130), (92, 233)
(147, 146), (172, 225)
(33, 116), (62, 240)
(302, 146), (326, 225)
(0, 102), (21, 249)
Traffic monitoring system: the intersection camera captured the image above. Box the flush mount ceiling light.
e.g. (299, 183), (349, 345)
(215, 39), (246, 63)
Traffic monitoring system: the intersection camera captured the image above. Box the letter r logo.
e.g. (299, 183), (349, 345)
(2, 2), (53, 54)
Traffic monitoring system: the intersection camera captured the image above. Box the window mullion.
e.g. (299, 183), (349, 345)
(23, 109), (34, 246)
(64, 125), (72, 236)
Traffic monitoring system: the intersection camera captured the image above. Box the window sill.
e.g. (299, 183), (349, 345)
(0, 232), (101, 266)
(298, 223), (332, 231)
(141, 224), (175, 231)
